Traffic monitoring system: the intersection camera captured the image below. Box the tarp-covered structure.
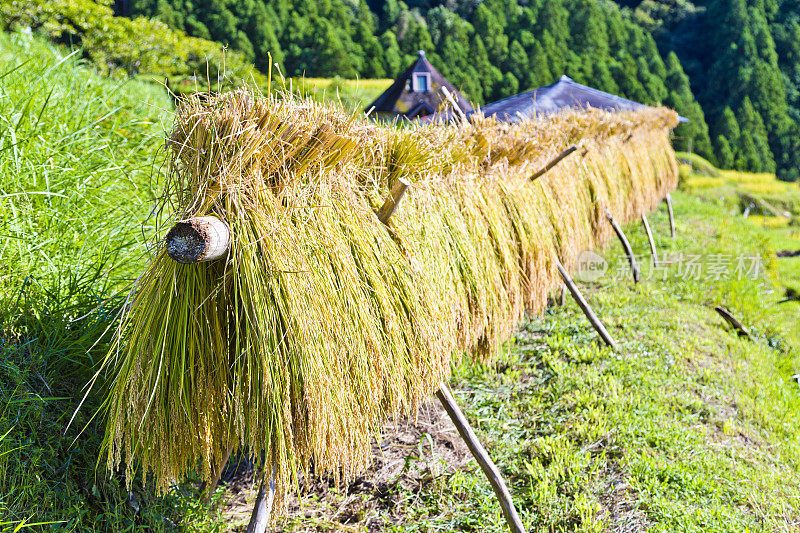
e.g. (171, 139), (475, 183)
(424, 75), (688, 124)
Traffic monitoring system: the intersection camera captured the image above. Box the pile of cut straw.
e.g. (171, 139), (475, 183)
(101, 89), (678, 503)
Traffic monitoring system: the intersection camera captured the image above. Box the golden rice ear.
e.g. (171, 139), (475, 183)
(100, 85), (678, 507)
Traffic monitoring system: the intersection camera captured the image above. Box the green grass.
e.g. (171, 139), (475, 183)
(2, 30), (800, 532)
(0, 31), (224, 531)
(289, 76), (393, 110)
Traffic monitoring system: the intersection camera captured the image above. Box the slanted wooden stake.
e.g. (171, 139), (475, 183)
(246, 474), (276, 533)
(641, 214), (658, 267)
(605, 209), (640, 283)
(714, 306), (751, 339)
(529, 145), (578, 181)
(201, 443), (234, 504)
(377, 180), (526, 533)
(665, 193), (676, 239)
(166, 216), (230, 263)
(436, 384), (526, 533)
(556, 259), (618, 350)
(377, 178), (411, 225)
(440, 86), (468, 122)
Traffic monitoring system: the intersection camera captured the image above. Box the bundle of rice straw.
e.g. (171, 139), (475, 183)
(102, 88), (678, 503)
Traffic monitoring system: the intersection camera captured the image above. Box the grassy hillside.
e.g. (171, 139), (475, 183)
(1, 31), (799, 532)
(678, 152), (800, 298)
(0, 32), (220, 530)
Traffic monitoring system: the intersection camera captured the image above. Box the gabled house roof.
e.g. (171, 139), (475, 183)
(366, 51), (474, 119)
(424, 75), (688, 124)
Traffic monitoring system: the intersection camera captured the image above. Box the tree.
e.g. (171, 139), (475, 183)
(736, 97), (776, 173)
(714, 135), (735, 169)
(246, 3), (284, 71)
(379, 31), (403, 77)
(663, 52), (714, 160)
(497, 71), (519, 98)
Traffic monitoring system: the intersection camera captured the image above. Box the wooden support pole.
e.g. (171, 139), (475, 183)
(377, 178), (412, 226)
(665, 193), (676, 239)
(529, 145), (578, 181)
(641, 214), (658, 267)
(201, 443), (234, 504)
(246, 473), (276, 533)
(605, 209), (640, 284)
(436, 383), (526, 533)
(556, 259), (618, 350)
(378, 181), (525, 533)
(166, 216), (230, 263)
(714, 306), (751, 339)
(440, 86), (468, 122)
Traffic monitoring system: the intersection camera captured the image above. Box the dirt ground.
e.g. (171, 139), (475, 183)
(219, 397), (472, 532)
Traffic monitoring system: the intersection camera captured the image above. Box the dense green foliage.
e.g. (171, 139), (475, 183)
(0, 0), (263, 84)
(0, 32), (221, 530)
(10, 0), (799, 181)
(123, 0), (800, 182)
(631, 0), (800, 180)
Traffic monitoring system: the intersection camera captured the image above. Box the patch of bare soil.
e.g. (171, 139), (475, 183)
(598, 460), (648, 533)
(218, 397), (472, 532)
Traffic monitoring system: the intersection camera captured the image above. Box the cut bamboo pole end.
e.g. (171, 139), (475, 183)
(166, 216), (230, 263)
(436, 383), (526, 533)
(377, 178), (412, 225)
(641, 214), (658, 267)
(556, 259), (618, 350)
(530, 145), (578, 181)
(605, 209), (640, 284)
(665, 193), (676, 239)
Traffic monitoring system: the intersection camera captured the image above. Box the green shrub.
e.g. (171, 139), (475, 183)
(0, 0), (266, 84)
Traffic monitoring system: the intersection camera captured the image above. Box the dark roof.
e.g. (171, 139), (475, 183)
(423, 75), (688, 124)
(366, 51), (474, 119)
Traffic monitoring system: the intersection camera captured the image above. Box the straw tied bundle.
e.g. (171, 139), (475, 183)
(103, 89), (678, 503)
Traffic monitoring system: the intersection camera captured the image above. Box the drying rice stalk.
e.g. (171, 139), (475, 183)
(99, 87), (678, 506)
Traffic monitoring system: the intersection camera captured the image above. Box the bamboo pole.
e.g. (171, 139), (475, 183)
(246, 474), (276, 533)
(605, 209), (640, 283)
(665, 193), (676, 239)
(436, 384), (526, 533)
(377, 178), (412, 225)
(714, 306), (751, 339)
(641, 214), (658, 267)
(440, 86), (468, 122)
(556, 259), (618, 350)
(377, 181), (526, 533)
(529, 145), (578, 181)
(201, 443), (234, 504)
(165, 216), (230, 263)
